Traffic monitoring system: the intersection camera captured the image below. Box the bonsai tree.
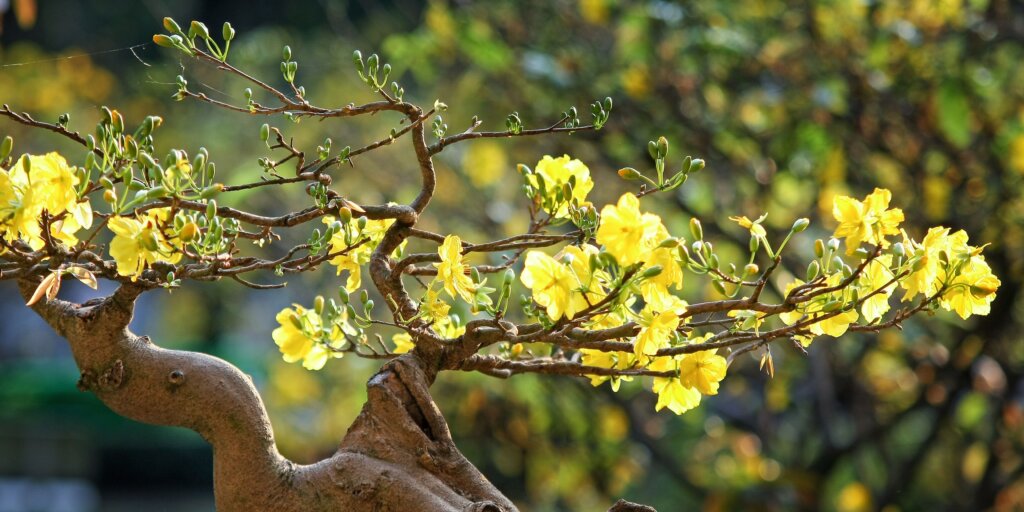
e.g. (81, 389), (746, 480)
(0, 19), (1000, 511)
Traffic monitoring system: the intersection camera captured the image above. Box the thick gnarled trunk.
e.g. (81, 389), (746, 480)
(21, 280), (515, 511)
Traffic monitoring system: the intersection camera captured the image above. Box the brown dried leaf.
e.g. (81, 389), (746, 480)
(66, 266), (98, 289)
(46, 272), (62, 300)
(342, 198), (366, 213)
(25, 272), (57, 306)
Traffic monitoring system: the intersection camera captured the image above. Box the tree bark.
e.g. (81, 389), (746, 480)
(20, 279), (516, 512)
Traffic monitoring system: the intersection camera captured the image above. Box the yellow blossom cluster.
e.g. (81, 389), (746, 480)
(107, 208), (183, 280)
(0, 153), (93, 250)
(323, 215), (396, 292)
(521, 155), (594, 219)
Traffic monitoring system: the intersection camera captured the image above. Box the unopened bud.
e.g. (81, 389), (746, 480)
(791, 218), (810, 233)
(690, 218), (703, 240)
(744, 263), (759, 276)
(617, 167), (641, 180)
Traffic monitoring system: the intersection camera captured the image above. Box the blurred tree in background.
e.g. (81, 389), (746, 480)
(0, 1), (1022, 511)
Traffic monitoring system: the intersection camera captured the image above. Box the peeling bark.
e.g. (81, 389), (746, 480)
(20, 279), (516, 511)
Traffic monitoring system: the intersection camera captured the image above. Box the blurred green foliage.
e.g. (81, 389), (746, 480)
(1, 1), (1023, 511)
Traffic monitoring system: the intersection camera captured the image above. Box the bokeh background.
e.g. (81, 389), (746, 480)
(1, 0), (1023, 510)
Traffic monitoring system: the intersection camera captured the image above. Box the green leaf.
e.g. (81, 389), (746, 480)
(936, 83), (972, 149)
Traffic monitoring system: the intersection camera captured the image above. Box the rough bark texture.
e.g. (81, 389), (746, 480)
(21, 279), (516, 511)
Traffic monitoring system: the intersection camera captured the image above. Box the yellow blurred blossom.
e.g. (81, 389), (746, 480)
(392, 332), (415, 354)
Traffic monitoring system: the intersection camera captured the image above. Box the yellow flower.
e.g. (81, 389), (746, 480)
(581, 349), (635, 391)
(432, 315), (466, 338)
(859, 255), (896, 323)
(729, 214), (767, 238)
(531, 155), (594, 218)
(596, 192), (666, 266)
(678, 350), (727, 395)
(810, 308), (859, 337)
(419, 286), (451, 324)
(272, 305), (330, 370)
(392, 332), (415, 354)
(940, 256), (1000, 319)
(649, 355), (702, 414)
(634, 298), (686, 359)
(901, 228), (946, 301)
(433, 235), (476, 303)
(778, 279), (806, 325)
(108, 208), (183, 280)
(521, 250), (578, 320)
(558, 243), (607, 308)
(640, 244), (684, 311)
(832, 188), (904, 254)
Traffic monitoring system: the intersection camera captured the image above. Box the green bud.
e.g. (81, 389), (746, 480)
(814, 239), (825, 258)
(153, 34), (176, 48)
(282, 45), (292, 61)
(617, 167), (642, 180)
(647, 140), (659, 160)
(791, 218), (810, 233)
(656, 136), (669, 158)
(360, 289), (370, 304)
(145, 186), (168, 199)
(260, 123), (270, 143)
(502, 268), (515, 288)
(288, 312), (303, 330)
(822, 300), (843, 312)
(657, 237), (679, 249)
(100, 177), (114, 190)
(690, 218), (703, 240)
(163, 17), (183, 35)
(709, 254), (720, 270)
(827, 238), (841, 252)
(357, 216), (368, 230)
(222, 22), (235, 41)
(189, 20), (210, 40)
(314, 296), (325, 315)
(199, 184), (223, 198)
(712, 279), (727, 295)
(806, 260), (820, 281)
(677, 245), (690, 265)
(641, 265), (663, 278)
(0, 136), (12, 161)
(744, 263), (759, 276)
(749, 236), (760, 254)
(206, 199), (218, 219)
(352, 50), (364, 69)
(688, 158), (706, 173)
(892, 242), (906, 258)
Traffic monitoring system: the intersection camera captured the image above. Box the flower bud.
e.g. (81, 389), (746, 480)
(688, 158), (705, 173)
(163, 17), (182, 34)
(744, 263), (759, 276)
(806, 260), (820, 281)
(641, 265), (663, 279)
(617, 167), (641, 180)
(179, 222), (199, 242)
(189, 20), (210, 40)
(222, 22), (235, 41)
(814, 239), (825, 258)
(314, 295), (325, 315)
(791, 218), (810, 233)
(827, 238), (841, 252)
(690, 218), (703, 240)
